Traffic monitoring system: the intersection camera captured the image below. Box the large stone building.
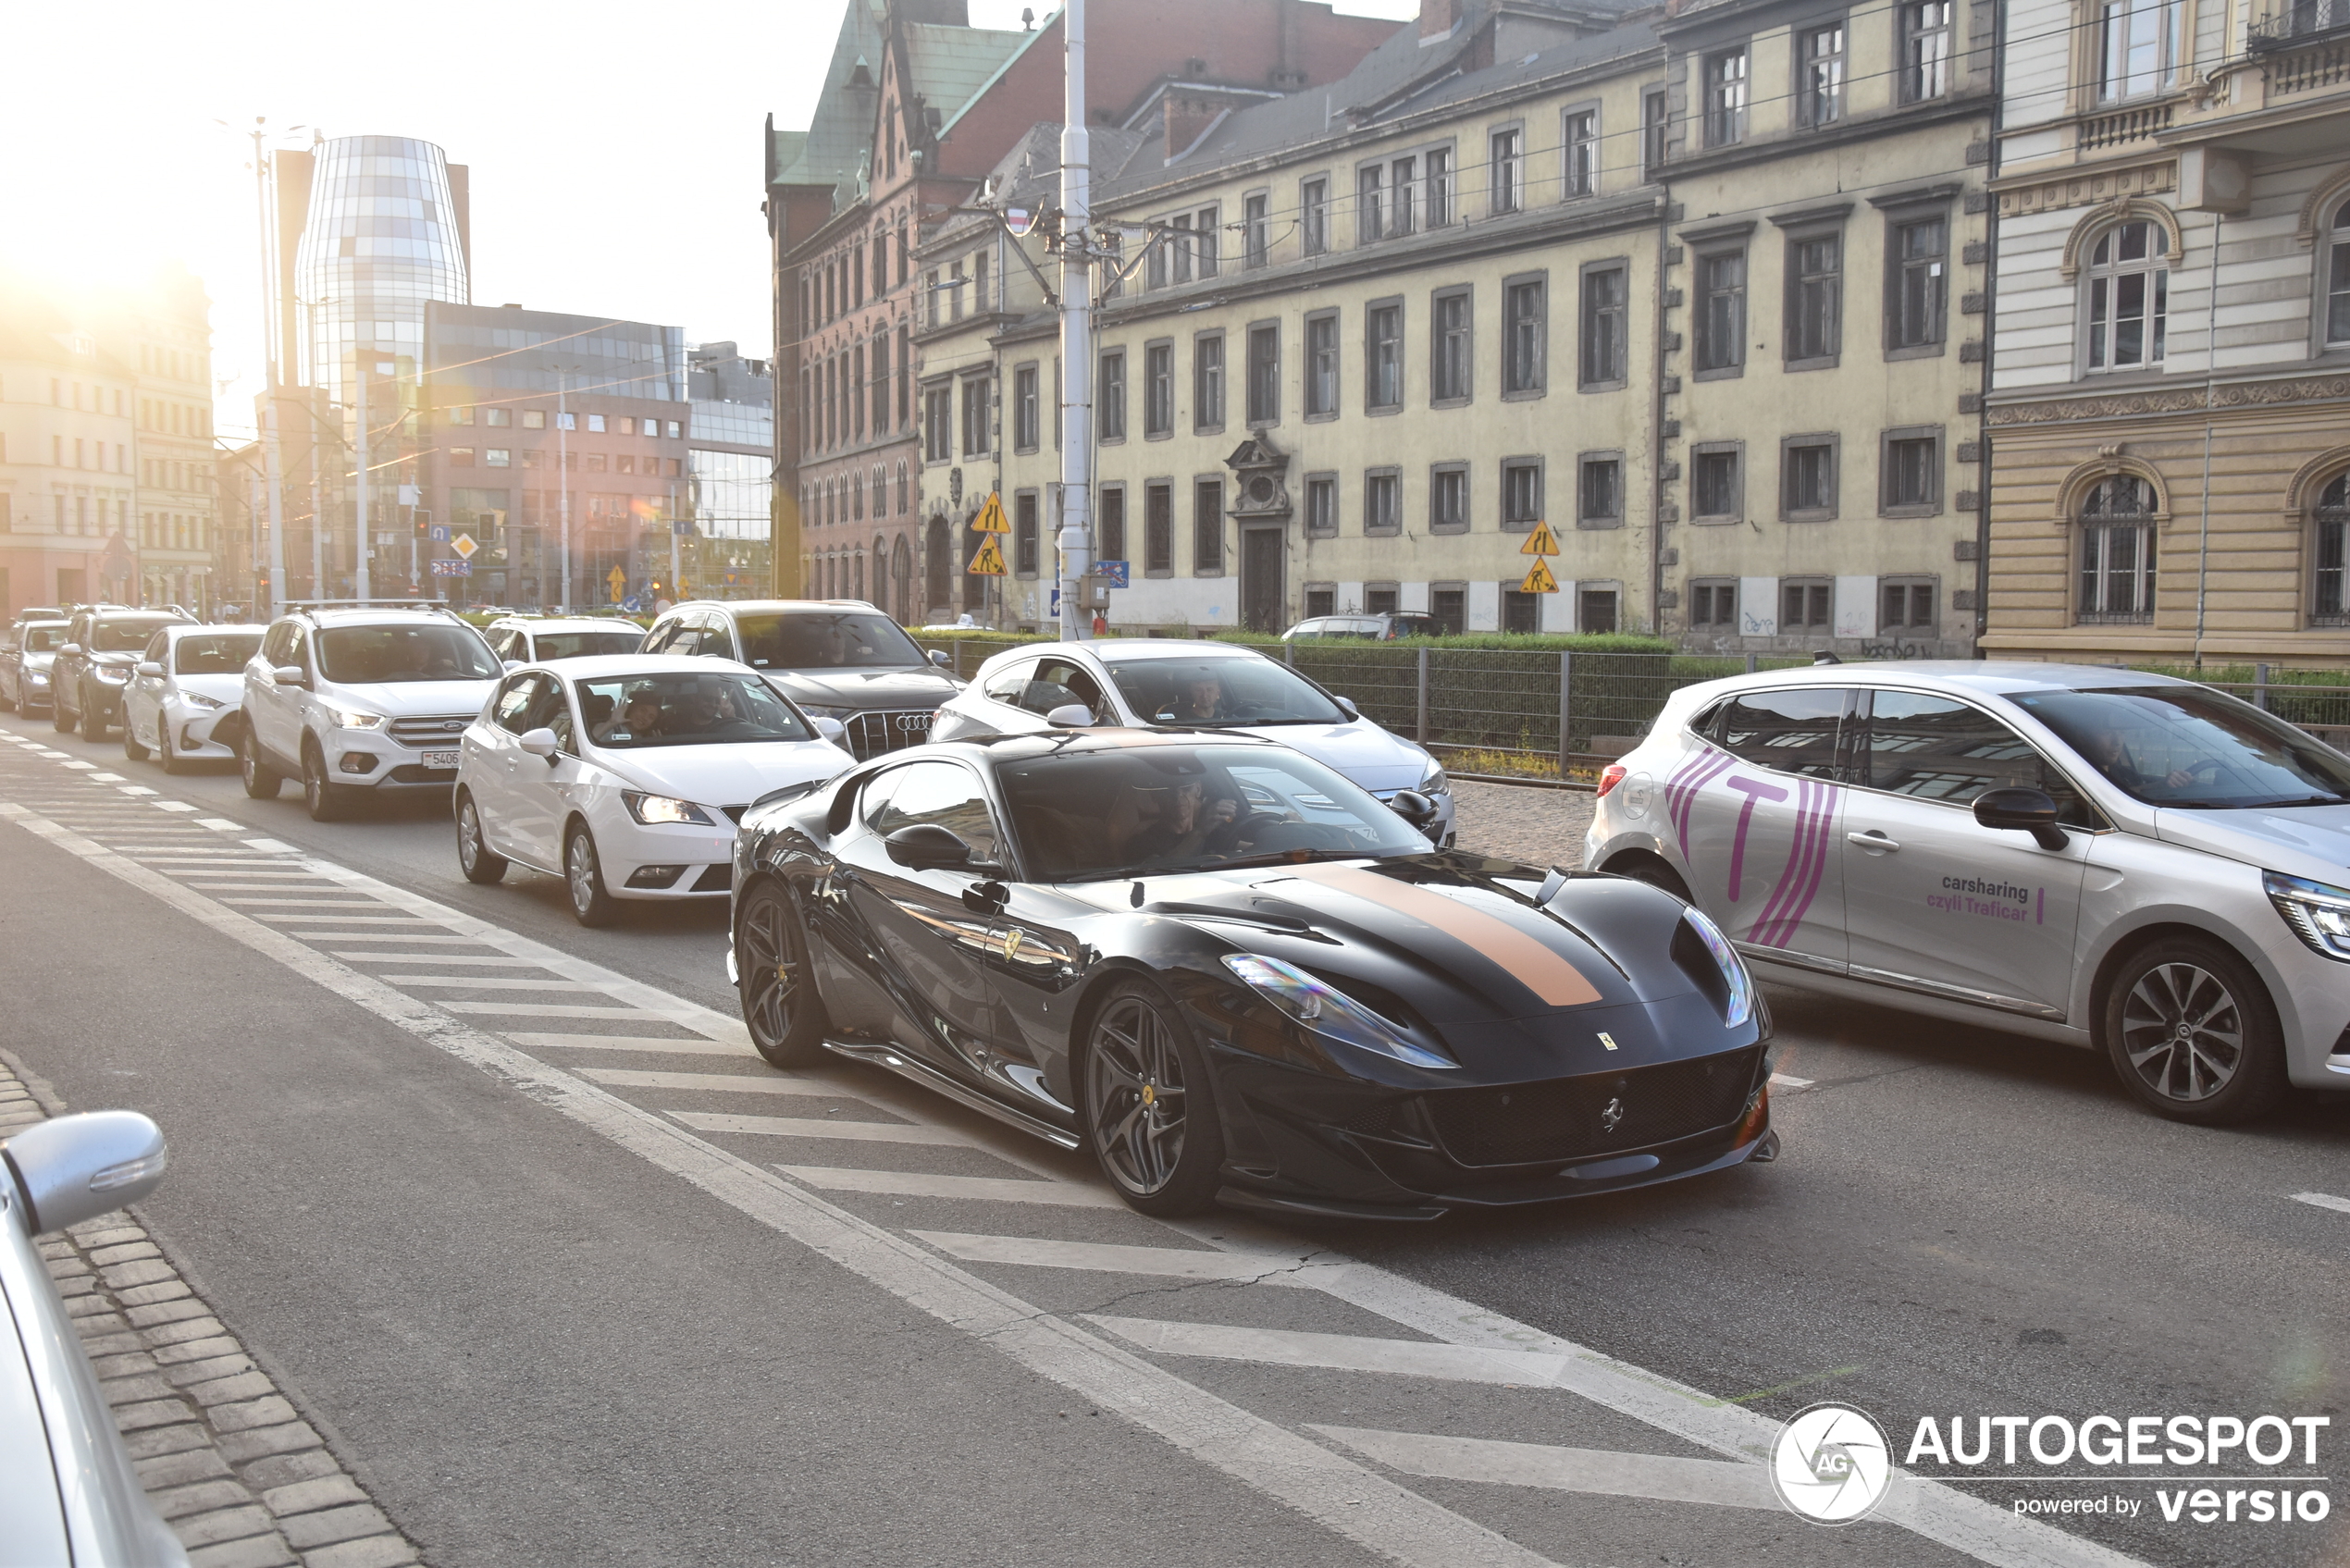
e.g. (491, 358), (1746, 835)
(1982, 0), (2350, 666)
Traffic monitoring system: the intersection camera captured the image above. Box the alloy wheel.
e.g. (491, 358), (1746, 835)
(1085, 995), (1188, 1197)
(2119, 961), (2244, 1104)
(738, 888), (807, 1058)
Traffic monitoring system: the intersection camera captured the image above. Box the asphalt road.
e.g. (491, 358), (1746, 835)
(3, 715), (2346, 1568)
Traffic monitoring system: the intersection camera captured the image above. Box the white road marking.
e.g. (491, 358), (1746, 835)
(224, 897), (402, 908)
(179, 883), (352, 893)
(117, 785), (158, 796)
(2292, 1191), (2350, 1216)
(1770, 1072), (1813, 1089)
(1312, 1427), (1776, 1511)
(88, 772), (126, 782)
(335, 953), (550, 967)
(917, 1232), (1324, 1282)
(672, 1110), (971, 1146)
(777, 1167), (1128, 1208)
(506, 1032), (756, 1057)
(250, 913), (441, 926)
(379, 974), (625, 992)
(195, 818), (241, 831)
(1091, 1317), (1566, 1386)
(286, 932), (496, 945)
(60, 760), (93, 770)
(155, 801), (198, 813)
(241, 837), (301, 852)
(437, 1000), (680, 1019)
(581, 1068), (855, 1096)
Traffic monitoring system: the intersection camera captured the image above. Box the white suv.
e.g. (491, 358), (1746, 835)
(236, 605), (507, 821)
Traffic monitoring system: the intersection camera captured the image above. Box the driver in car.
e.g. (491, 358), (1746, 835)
(1122, 777), (1244, 865)
(597, 687), (663, 743)
(1162, 670), (1227, 724)
(2077, 719), (2201, 793)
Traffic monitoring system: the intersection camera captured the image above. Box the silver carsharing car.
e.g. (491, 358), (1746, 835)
(1586, 662), (2350, 1123)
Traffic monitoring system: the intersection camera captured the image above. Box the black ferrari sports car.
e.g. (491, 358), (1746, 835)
(730, 730), (1775, 1218)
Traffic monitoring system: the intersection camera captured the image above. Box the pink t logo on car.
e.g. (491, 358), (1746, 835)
(1724, 774), (1789, 902)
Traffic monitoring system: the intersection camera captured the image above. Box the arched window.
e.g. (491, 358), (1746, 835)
(2085, 220), (2168, 371)
(2078, 475), (2158, 623)
(892, 535), (913, 623)
(925, 515), (950, 613)
(2326, 201), (2350, 348)
(2315, 473), (2349, 625)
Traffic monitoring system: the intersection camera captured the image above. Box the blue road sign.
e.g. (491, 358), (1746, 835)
(621, 595), (645, 613)
(673, 520), (693, 536)
(1095, 559), (1130, 588)
(428, 525), (451, 543)
(431, 559), (471, 577)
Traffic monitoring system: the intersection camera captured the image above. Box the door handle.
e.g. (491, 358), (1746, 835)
(1847, 831), (1900, 852)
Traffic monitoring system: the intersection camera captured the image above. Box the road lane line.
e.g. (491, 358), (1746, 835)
(195, 818), (241, 831)
(1090, 1317), (1565, 1386)
(506, 1032), (758, 1057)
(249, 913), (443, 926)
(379, 974), (634, 992)
(670, 1111), (971, 1146)
(1311, 1427), (1776, 1510)
(335, 953), (551, 967)
(1770, 1072), (1813, 1089)
(116, 785), (158, 796)
(917, 1233), (1324, 1282)
(155, 801), (198, 813)
(777, 1167), (1129, 1208)
(580, 1068), (860, 1096)
(88, 772), (127, 781)
(224, 897), (403, 908)
(437, 1000), (682, 1020)
(2292, 1191), (2350, 1216)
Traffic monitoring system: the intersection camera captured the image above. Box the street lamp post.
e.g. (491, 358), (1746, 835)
(1056, 0), (1093, 641)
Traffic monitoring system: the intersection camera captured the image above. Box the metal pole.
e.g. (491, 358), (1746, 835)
(354, 361), (371, 601)
(262, 399), (288, 620)
(669, 481), (681, 601)
(557, 374), (571, 611)
(1416, 646), (1429, 744)
(1055, 0), (1093, 641)
(1558, 650), (1573, 776)
(2256, 661), (2270, 711)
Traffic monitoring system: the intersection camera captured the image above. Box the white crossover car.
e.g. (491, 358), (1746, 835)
(1585, 661), (2350, 1124)
(481, 614), (645, 663)
(122, 623), (266, 773)
(929, 639), (1456, 846)
(454, 654), (854, 925)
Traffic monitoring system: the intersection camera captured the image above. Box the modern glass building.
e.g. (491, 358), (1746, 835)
(291, 135), (470, 405)
(687, 340), (773, 550)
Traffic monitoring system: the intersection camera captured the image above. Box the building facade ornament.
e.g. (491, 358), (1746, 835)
(2057, 195), (2186, 280)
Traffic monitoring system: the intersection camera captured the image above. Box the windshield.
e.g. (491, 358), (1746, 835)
(576, 672), (811, 747)
(175, 633), (263, 674)
(999, 744), (1426, 882)
(1107, 657), (1345, 727)
(736, 611), (922, 670)
(93, 617), (178, 652)
(315, 624), (501, 684)
(19, 625), (66, 653)
(534, 630), (645, 661)
(2012, 686), (2350, 809)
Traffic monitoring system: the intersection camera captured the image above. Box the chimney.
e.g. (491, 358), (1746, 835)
(1164, 92), (1220, 161)
(1419, 0), (1463, 40)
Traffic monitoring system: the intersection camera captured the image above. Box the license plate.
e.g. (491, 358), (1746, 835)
(421, 750), (459, 771)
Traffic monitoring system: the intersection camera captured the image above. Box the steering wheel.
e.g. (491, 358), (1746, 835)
(1206, 810), (1284, 852)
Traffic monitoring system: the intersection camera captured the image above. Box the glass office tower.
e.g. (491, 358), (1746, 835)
(291, 135), (470, 404)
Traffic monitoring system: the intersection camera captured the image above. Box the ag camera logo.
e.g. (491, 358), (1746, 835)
(1773, 1403), (1894, 1525)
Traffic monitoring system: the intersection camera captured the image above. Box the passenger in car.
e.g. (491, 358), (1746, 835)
(1161, 671), (1227, 723)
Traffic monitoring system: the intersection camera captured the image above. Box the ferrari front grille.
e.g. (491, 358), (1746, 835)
(1420, 1046), (1762, 1168)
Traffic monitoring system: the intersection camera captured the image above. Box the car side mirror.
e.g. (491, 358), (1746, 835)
(1389, 788), (1439, 826)
(502, 659), (525, 673)
(884, 823), (973, 869)
(3, 1110), (167, 1235)
(929, 648), (951, 668)
(59, 642), (81, 656)
(813, 716), (847, 741)
(136, 661), (164, 678)
(1973, 786), (2069, 851)
(519, 726), (560, 759)
(272, 664), (309, 688)
(1045, 703), (1094, 728)
(1333, 696), (1360, 720)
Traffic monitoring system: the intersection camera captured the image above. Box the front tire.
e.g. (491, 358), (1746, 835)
(736, 880), (827, 1067)
(2102, 936), (2286, 1125)
(53, 691), (75, 732)
(1082, 980), (1226, 1216)
(455, 790), (507, 884)
(563, 821), (616, 927)
(240, 728), (283, 799)
(159, 725), (187, 775)
(123, 712), (149, 761)
(303, 741), (352, 822)
(81, 690), (109, 741)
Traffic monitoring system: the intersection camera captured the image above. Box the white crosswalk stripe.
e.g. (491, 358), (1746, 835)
(505, 1032), (757, 1056)
(1310, 1426), (1776, 1510)
(915, 1231), (1324, 1282)
(672, 1110), (973, 1146)
(581, 1068), (856, 1096)
(776, 1167), (1130, 1208)
(1086, 1316), (1572, 1386)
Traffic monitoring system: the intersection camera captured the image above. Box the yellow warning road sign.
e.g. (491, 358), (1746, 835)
(970, 535), (1008, 575)
(1520, 521), (1559, 556)
(971, 492), (1010, 533)
(1521, 558), (1560, 594)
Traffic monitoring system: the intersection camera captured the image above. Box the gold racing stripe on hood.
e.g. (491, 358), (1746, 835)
(1286, 865), (1602, 1008)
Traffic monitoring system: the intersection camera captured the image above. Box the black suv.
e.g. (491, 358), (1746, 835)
(640, 599), (960, 760)
(53, 608), (192, 740)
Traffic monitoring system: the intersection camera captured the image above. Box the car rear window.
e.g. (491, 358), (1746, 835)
(175, 633), (263, 674)
(533, 631), (646, 661)
(93, 616), (178, 652)
(734, 611), (921, 669)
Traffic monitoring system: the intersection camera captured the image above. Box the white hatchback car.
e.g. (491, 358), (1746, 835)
(1585, 661), (2350, 1124)
(454, 655), (854, 925)
(481, 614), (646, 663)
(929, 640), (1456, 846)
(121, 623), (267, 773)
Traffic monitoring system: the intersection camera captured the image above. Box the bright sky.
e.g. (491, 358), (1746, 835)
(0, 0), (1415, 444)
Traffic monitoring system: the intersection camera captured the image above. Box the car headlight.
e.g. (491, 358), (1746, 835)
(798, 703), (849, 721)
(1419, 761), (1448, 796)
(1680, 907), (1755, 1027)
(93, 664), (130, 684)
(1221, 954), (1456, 1068)
(172, 689), (226, 710)
(2265, 871), (2350, 962)
(328, 706), (385, 730)
(624, 791), (715, 826)
(27, 672), (49, 685)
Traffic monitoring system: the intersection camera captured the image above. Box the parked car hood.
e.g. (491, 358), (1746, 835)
(756, 666), (963, 710)
(595, 738), (854, 809)
(1223, 720), (1430, 794)
(173, 674), (246, 705)
(2154, 802), (2350, 886)
(317, 680), (501, 717)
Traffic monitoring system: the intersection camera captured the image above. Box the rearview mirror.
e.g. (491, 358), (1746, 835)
(1333, 696), (1360, 721)
(272, 664), (309, 687)
(1388, 788), (1439, 826)
(1045, 703), (1094, 728)
(1973, 786), (2069, 851)
(813, 716), (847, 741)
(929, 648), (951, 668)
(884, 823), (972, 869)
(3, 1110), (167, 1235)
(519, 726), (560, 759)
(136, 661), (164, 678)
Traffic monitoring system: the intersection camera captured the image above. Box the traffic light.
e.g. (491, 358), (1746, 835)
(413, 508), (433, 539)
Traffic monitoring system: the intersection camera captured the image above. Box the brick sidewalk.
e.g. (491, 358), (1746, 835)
(1450, 778), (1596, 870)
(1, 1053), (422, 1568)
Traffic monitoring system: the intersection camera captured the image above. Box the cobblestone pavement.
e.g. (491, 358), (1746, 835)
(1449, 778), (1596, 869)
(1, 1053), (421, 1568)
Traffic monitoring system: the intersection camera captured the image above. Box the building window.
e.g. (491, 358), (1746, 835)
(2314, 473), (2350, 624)
(1705, 49), (1750, 146)
(1902, 1), (1953, 102)
(1194, 204), (1219, 278)
(1014, 364), (1041, 451)
(1781, 436), (1837, 521)
(2078, 475), (2158, 623)
(2325, 199), (2350, 346)
(1578, 453), (1624, 528)
(1782, 579), (1833, 630)
(1502, 458), (1542, 532)
(1364, 585), (1400, 615)
(1577, 588), (1617, 633)
(1490, 128), (1523, 214)
(1427, 148), (1453, 226)
(1366, 301), (1404, 411)
(1099, 350), (1126, 440)
(1695, 249), (1747, 374)
(1246, 323), (1280, 425)
(1144, 341), (1174, 437)
(1244, 193), (1268, 267)
(961, 377), (991, 456)
(1888, 214), (1948, 352)
(1014, 490), (1040, 576)
(1881, 579), (1937, 632)
(1357, 165), (1385, 245)
(1800, 22), (1847, 126)
(1431, 288), (1472, 403)
(1170, 215), (1194, 285)
(1365, 468), (1401, 536)
(449, 447), (476, 467)
(1305, 312), (1339, 418)
(949, 260), (967, 320)
(1692, 444), (1743, 521)
(1391, 154), (1418, 237)
(1503, 277), (1545, 395)
(1100, 485), (1127, 562)
(1429, 463), (1469, 534)
(1430, 586), (1466, 635)
(488, 449), (512, 468)
(1787, 232), (1842, 365)
(922, 386), (952, 462)
(1882, 428), (1942, 513)
(1194, 333), (1226, 432)
(1302, 177), (1329, 255)
(1503, 589), (1541, 634)
(1194, 479), (1224, 574)
(1305, 586), (1336, 618)
(1580, 263), (1628, 388)
(2099, 0), (2180, 100)
(1563, 110), (1598, 197)
(924, 270), (941, 328)
(1305, 474), (1338, 537)
(1147, 228), (1170, 290)
(1145, 481), (1174, 574)
(1689, 580), (1739, 629)
(1641, 89), (1670, 180)
(2085, 219), (2169, 371)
